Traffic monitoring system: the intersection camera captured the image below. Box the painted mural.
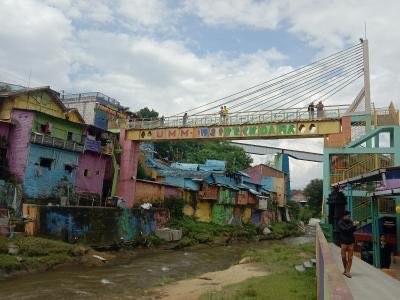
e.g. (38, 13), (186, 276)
(127, 120), (342, 141)
(24, 204), (170, 244)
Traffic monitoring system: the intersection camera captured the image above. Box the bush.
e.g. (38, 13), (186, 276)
(298, 208), (313, 224)
(165, 198), (184, 219)
(269, 222), (301, 239)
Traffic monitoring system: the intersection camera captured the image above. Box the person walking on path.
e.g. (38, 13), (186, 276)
(316, 101), (324, 118)
(307, 102), (315, 119)
(182, 112), (188, 126)
(338, 210), (359, 278)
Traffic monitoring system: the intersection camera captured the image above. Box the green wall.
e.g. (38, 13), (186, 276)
(33, 112), (83, 142)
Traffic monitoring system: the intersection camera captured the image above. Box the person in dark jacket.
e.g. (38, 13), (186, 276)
(338, 210), (359, 278)
(380, 235), (394, 269)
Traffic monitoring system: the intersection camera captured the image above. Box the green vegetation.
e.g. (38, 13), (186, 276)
(200, 243), (316, 300)
(288, 201), (313, 224)
(268, 222), (302, 240)
(169, 217), (258, 248)
(304, 179), (323, 217)
(0, 236), (88, 273)
(155, 141), (252, 173)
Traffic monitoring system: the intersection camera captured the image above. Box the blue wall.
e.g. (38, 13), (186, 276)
(94, 110), (108, 130)
(23, 144), (78, 199)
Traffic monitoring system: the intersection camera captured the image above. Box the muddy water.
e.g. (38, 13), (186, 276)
(0, 237), (313, 300)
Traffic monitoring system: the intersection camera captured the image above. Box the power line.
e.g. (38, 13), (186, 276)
(169, 43), (362, 117)
(190, 45), (363, 115)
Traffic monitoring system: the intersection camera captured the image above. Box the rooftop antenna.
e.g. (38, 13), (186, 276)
(27, 69), (32, 88)
(364, 21), (367, 39)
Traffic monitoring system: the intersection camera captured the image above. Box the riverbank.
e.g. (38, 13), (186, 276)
(0, 235), (122, 277)
(141, 241), (315, 300)
(0, 218), (304, 278)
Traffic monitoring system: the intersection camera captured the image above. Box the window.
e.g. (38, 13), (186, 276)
(95, 170), (100, 175)
(84, 169), (90, 177)
(64, 164), (73, 173)
(67, 132), (73, 141)
(39, 157), (53, 170)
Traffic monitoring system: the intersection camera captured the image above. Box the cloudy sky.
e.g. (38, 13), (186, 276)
(1, 0), (399, 188)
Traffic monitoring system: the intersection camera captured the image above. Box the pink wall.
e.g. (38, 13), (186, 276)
(76, 152), (107, 195)
(116, 129), (140, 208)
(7, 110), (33, 181)
(165, 186), (183, 198)
(245, 165), (262, 184)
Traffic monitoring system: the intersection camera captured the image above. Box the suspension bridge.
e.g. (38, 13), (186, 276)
(126, 41), (368, 142)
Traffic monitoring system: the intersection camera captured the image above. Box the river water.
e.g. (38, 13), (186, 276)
(0, 237), (313, 300)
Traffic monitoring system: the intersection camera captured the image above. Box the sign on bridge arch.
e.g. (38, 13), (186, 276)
(126, 120), (341, 141)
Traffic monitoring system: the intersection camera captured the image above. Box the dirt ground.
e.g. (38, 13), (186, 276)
(141, 263), (269, 300)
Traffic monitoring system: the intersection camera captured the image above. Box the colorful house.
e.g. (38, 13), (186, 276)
(61, 92), (129, 130)
(244, 164), (288, 220)
(0, 84), (116, 203)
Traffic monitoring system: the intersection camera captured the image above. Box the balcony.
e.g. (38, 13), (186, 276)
(83, 138), (114, 155)
(84, 138), (101, 153)
(30, 132), (84, 152)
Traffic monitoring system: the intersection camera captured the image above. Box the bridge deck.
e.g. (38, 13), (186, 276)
(329, 244), (400, 300)
(126, 105), (348, 141)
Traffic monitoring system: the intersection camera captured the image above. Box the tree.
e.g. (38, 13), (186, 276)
(154, 141), (252, 173)
(303, 179), (323, 217)
(136, 107), (159, 119)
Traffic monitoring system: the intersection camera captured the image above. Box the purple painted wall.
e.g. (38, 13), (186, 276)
(7, 110), (33, 181)
(0, 122), (10, 138)
(76, 152), (107, 195)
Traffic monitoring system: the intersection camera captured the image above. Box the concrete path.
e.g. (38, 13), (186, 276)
(330, 244), (400, 300)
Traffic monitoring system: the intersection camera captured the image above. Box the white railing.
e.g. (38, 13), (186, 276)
(129, 105), (350, 129)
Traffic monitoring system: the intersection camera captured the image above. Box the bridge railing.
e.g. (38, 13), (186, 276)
(316, 223), (353, 300)
(128, 105), (350, 129)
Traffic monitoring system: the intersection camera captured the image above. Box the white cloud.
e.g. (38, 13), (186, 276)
(185, 0), (284, 30)
(118, 0), (169, 26)
(0, 0), (72, 87)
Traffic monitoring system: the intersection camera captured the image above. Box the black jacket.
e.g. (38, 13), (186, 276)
(338, 219), (356, 245)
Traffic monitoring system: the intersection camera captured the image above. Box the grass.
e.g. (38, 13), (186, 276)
(0, 235), (88, 273)
(168, 217), (258, 247)
(200, 242), (316, 300)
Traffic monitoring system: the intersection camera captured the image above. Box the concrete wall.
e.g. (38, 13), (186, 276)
(63, 100), (96, 125)
(75, 152), (108, 195)
(7, 110), (34, 181)
(23, 144), (78, 199)
(23, 204), (170, 244)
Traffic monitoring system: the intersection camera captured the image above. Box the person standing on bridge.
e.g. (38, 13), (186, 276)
(182, 112), (188, 126)
(219, 106), (224, 124)
(316, 101), (324, 118)
(338, 210), (359, 278)
(223, 106), (229, 124)
(307, 102), (315, 119)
